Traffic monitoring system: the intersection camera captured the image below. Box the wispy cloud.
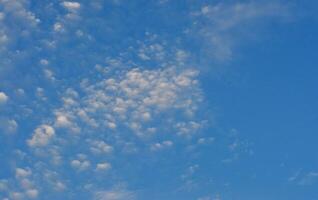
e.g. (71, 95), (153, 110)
(95, 186), (136, 200)
(191, 1), (291, 61)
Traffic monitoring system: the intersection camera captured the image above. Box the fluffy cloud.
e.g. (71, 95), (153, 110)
(96, 162), (111, 171)
(60, 1), (81, 20)
(0, 92), (8, 104)
(15, 168), (32, 179)
(61, 1), (81, 12)
(27, 125), (55, 147)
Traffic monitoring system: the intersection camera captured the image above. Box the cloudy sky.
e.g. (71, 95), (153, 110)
(0, 0), (318, 199)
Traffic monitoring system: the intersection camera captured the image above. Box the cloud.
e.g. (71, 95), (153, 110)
(60, 1), (81, 20)
(0, 0), (39, 48)
(96, 162), (112, 171)
(0, 0), (40, 27)
(289, 170), (318, 186)
(0, 92), (8, 104)
(150, 140), (173, 151)
(192, 1), (290, 61)
(88, 140), (113, 155)
(15, 168), (32, 179)
(299, 172), (318, 185)
(61, 1), (81, 12)
(0, 118), (17, 134)
(27, 125), (55, 147)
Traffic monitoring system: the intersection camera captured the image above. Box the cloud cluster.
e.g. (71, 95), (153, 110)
(52, 66), (204, 138)
(0, 168), (40, 200)
(0, 0), (39, 50)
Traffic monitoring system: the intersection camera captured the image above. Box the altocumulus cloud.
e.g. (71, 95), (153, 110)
(0, 0), (293, 199)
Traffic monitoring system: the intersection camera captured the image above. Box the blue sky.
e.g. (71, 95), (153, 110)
(0, 0), (318, 199)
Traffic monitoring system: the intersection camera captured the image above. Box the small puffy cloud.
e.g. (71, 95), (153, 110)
(39, 59), (49, 66)
(15, 168), (31, 179)
(43, 69), (55, 81)
(27, 125), (55, 147)
(71, 155), (91, 171)
(55, 113), (72, 128)
(197, 137), (215, 145)
(96, 162), (111, 171)
(150, 140), (173, 151)
(53, 22), (63, 32)
(89, 140), (113, 155)
(54, 112), (80, 133)
(61, 1), (81, 12)
(0, 92), (8, 104)
(54, 181), (66, 191)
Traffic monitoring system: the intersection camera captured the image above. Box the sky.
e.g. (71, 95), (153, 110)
(0, 0), (318, 199)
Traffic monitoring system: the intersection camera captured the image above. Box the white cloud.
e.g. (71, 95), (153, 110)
(15, 168), (31, 179)
(61, 1), (81, 12)
(54, 111), (80, 133)
(88, 140), (113, 155)
(150, 140), (173, 151)
(96, 162), (111, 171)
(53, 22), (63, 32)
(71, 154), (91, 171)
(0, 92), (8, 104)
(27, 125), (55, 147)
(55, 113), (72, 128)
